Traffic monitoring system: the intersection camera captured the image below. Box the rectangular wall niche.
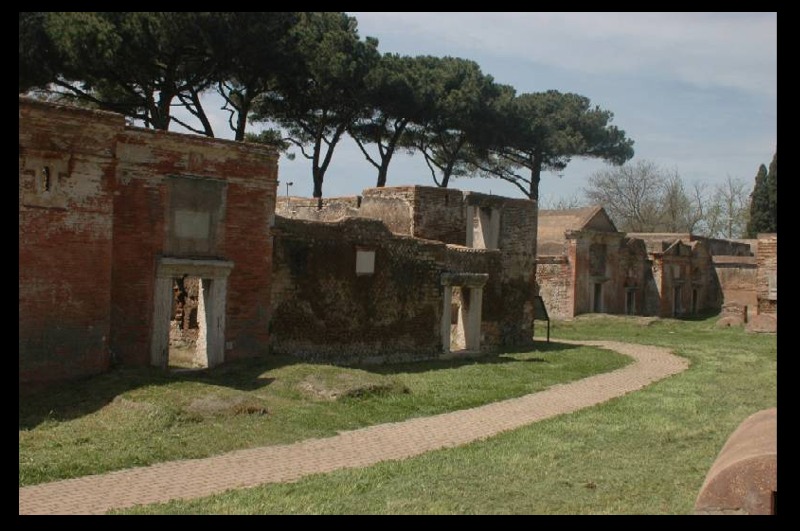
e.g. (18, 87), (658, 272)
(673, 285), (683, 317)
(625, 288), (636, 315)
(167, 176), (226, 257)
(356, 248), (376, 275)
(174, 210), (211, 240)
(466, 205), (500, 250)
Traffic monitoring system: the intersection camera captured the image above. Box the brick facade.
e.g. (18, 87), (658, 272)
(537, 207), (650, 320)
(270, 186), (538, 359)
(19, 102), (119, 384)
(536, 209), (758, 320)
(645, 239), (716, 317)
(19, 97), (278, 386)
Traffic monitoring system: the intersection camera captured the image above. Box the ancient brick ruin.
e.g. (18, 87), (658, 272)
(19, 97), (278, 386)
(273, 186), (538, 362)
(18, 97), (775, 387)
(536, 207), (767, 321)
(536, 207), (651, 319)
(19, 98), (537, 386)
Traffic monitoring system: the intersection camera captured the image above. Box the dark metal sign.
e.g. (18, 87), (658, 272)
(533, 295), (550, 342)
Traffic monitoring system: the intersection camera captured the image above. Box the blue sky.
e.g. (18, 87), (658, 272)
(205, 12), (777, 206)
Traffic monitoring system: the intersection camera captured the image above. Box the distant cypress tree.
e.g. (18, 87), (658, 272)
(765, 152), (777, 233)
(746, 152), (778, 236)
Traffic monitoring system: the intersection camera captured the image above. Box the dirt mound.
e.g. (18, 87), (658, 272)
(297, 373), (409, 401)
(185, 394), (269, 417)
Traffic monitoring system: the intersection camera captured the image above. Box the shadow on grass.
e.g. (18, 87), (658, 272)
(19, 340), (580, 430)
(19, 355), (295, 430)
(676, 309), (722, 322)
(360, 340), (581, 376)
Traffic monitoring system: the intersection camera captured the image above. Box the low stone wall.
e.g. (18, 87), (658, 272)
(716, 302), (748, 328)
(275, 196), (361, 222)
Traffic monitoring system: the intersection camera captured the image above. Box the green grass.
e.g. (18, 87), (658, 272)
(113, 314), (776, 515)
(19, 339), (628, 487)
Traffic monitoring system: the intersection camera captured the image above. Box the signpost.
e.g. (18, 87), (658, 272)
(533, 295), (550, 343)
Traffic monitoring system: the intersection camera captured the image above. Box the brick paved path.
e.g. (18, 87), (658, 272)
(19, 340), (688, 515)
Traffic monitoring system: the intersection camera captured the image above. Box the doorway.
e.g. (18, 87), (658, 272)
(673, 286), (683, 317)
(593, 283), (603, 313)
(151, 258), (233, 370)
(441, 273), (488, 355)
(449, 287), (469, 351)
(169, 275), (207, 369)
(625, 288), (636, 315)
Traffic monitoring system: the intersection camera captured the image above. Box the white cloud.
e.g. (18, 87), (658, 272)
(353, 12), (777, 98)
(158, 12), (776, 204)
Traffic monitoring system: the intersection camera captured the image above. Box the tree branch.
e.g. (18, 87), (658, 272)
(169, 114), (210, 136)
(285, 137), (313, 160)
(352, 136), (381, 170)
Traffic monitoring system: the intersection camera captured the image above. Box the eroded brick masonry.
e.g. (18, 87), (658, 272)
(20, 97), (278, 386)
(20, 98), (538, 385)
(536, 205), (769, 321)
(274, 186), (538, 362)
(20, 97), (773, 387)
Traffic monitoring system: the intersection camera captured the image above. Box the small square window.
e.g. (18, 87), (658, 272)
(356, 249), (375, 275)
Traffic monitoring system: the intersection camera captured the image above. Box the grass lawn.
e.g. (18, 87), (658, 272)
(20, 315), (777, 514)
(112, 314), (777, 515)
(20, 337), (628, 487)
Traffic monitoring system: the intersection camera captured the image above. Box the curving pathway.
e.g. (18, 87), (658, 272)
(19, 340), (689, 515)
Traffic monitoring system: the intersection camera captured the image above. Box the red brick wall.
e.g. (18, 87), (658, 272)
(19, 99), (121, 385)
(223, 163), (276, 359)
(108, 147), (166, 365)
(19, 97), (278, 385)
(112, 128), (277, 365)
